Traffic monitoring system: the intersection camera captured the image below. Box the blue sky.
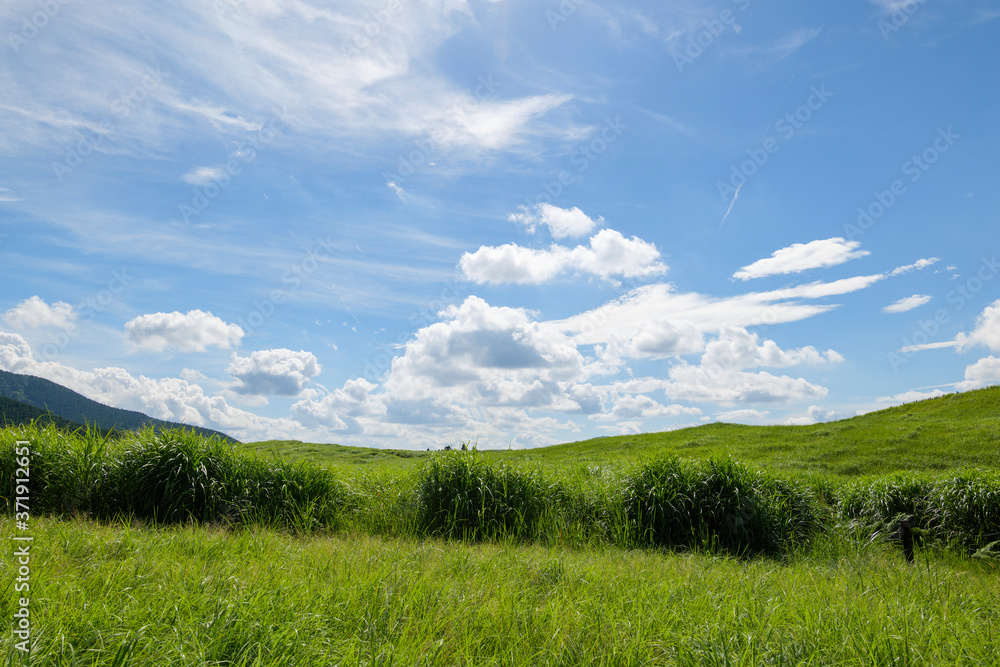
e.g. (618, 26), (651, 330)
(1, 0), (998, 448)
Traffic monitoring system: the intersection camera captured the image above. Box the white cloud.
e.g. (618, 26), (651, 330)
(459, 228), (666, 284)
(558, 276), (882, 349)
(663, 363), (829, 404)
(591, 393), (700, 422)
(228, 348), (321, 396)
(876, 389), (948, 404)
(875, 389), (948, 405)
(890, 257), (940, 276)
(957, 356), (1000, 391)
(386, 181), (406, 199)
(125, 310), (244, 352)
(293, 378), (385, 430)
(733, 238), (869, 281)
(955, 300), (1000, 352)
(0, 187), (21, 202)
(610, 318), (705, 359)
(509, 203), (601, 239)
(382, 296), (586, 406)
(643, 327), (836, 405)
(0, 1), (581, 161)
(181, 166), (227, 186)
(701, 326), (843, 370)
(899, 340), (957, 353)
(458, 244), (568, 284)
(900, 300), (1000, 354)
(785, 405), (857, 425)
(883, 294), (932, 313)
(3, 296), (76, 329)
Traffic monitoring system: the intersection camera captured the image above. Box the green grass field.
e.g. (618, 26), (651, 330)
(3, 387), (1000, 665)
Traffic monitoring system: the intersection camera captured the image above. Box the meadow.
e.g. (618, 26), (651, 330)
(2, 386), (1000, 665)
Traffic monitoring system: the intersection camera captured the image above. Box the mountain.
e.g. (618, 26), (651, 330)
(0, 369), (237, 442)
(0, 395), (95, 432)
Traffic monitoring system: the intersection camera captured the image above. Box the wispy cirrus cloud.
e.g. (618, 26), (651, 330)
(884, 294), (932, 313)
(0, 0), (582, 160)
(733, 238), (870, 281)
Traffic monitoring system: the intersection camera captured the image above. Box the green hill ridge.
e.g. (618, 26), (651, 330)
(0, 395), (93, 432)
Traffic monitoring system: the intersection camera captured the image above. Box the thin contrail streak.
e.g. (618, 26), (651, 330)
(720, 183), (742, 228)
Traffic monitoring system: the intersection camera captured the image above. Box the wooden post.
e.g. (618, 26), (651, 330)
(900, 516), (915, 564)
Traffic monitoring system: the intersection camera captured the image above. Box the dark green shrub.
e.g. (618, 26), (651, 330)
(929, 471), (1000, 550)
(236, 456), (350, 531)
(622, 457), (818, 557)
(836, 474), (933, 528)
(0, 423), (113, 516)
(104, 429), (243, 523)
(103, 429), (349, 530)
(417, 452), (547, 540)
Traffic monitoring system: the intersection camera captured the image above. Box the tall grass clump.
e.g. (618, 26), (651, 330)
(235, 456), (351, 532)
(102, 428), (349, 530)
(622, 457), (818, 557)
(836, 471), (1000, 552)
(104, 428), (244, 523)
(417, 452), (547, 541)
(836, 473), (933, 536)
(928, 471), (1000, 550)
(1, 422), (115, 516)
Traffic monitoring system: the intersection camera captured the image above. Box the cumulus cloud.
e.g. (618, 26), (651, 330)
(883, 294), (932, 313)
(890, 257), (940, 276)
(663, 363), (829, 404)
(785, 405), (857, 425)
(459, 229), (666, 284)
(125, 310), (244, 352)
(3, 296), (76, 329)
(701, 326), (843, 370)
(509, 203), (601, 239)
(228, 348), (321, 396)
(610, 318), (705, 360)
(955, 299), (1000, 352)
(642, 327), (837, 405)
(957, 356), (1000, 391)
(382, 296), (586, 407)
(293, 378), (384, 432)
(733, 237), (869, 281)
(591, 393), (700, 422)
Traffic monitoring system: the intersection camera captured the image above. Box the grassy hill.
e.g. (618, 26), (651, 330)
(0, 368), (237, 442)
(244, 385), (1000, 479)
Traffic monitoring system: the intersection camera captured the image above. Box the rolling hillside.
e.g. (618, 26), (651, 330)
(0, 369), (236, 442)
